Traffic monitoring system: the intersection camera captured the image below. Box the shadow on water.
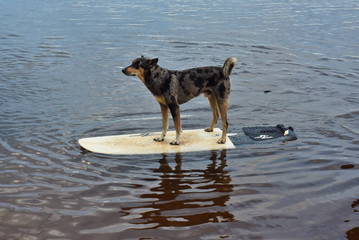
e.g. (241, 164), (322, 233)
(120, 150), (235, 229)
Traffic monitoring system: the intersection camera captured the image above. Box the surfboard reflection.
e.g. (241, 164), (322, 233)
(120, 150), (235, 229)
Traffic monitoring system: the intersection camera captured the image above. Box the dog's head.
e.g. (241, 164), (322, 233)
(122, 56), (158, 82)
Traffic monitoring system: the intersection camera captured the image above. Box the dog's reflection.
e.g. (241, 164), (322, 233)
(121, 150), (234, 228)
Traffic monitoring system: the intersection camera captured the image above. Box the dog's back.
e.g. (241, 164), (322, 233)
(153, 57), (237, 105)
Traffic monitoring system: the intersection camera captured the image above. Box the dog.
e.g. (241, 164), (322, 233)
(122, 56), (237, 145)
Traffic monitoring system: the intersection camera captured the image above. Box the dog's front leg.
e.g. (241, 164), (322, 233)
(154, 104), (169, 142)
(168, 103), (181, 145)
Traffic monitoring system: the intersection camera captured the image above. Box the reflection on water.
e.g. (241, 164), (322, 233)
(121, 151), (234, 229)
(347, 227), (359, 240)
(347, 200), (359, 240)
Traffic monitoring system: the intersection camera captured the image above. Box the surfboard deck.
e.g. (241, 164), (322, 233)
(79, 128), (235, 155)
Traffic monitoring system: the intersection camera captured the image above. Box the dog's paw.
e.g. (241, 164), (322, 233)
(170, 140), (180, 145)
(217, 138), (226, 144)
(204, 128), (213, 132)
(154, 137), (164, 142)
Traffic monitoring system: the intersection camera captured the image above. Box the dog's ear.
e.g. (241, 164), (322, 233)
(148, 58), (158, 67)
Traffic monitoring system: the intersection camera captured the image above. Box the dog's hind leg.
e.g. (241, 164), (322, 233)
(154, 104), (169, 142)
(217, 98), (229, 144)
(205, 94), (219, 132)
(168, 103), (181, 145)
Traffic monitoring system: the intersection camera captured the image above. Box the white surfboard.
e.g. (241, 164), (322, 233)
(78, 128), (235, 155)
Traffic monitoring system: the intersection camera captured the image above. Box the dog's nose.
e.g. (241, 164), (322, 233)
(122, 69), (126, 74)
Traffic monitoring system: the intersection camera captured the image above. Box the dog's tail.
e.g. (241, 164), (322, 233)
(222, 57), (237, 78)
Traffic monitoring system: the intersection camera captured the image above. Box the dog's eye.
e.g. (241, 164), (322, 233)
(132, 61), (140, 69)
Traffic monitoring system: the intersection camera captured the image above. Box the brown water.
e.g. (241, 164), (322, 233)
(1, 0), (359, 239)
